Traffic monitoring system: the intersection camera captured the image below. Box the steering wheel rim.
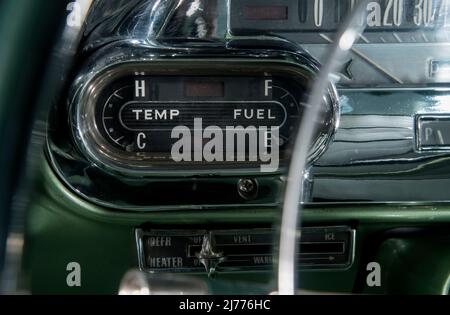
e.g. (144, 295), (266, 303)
(277, 0), (370, 294)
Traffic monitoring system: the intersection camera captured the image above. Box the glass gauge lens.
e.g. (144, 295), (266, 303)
(73, 61), (337, 173)
(230, 0), (450, 86)
(232, 0), (450, 44)
(93, 75), (307, 163)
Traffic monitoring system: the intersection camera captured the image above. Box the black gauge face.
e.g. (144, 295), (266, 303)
(73, 61), (337, 174)
(232, 0), (450, 44)
(93, 74), (307, 165)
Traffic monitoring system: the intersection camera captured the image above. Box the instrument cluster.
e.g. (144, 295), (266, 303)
(46, 0), (450, 208)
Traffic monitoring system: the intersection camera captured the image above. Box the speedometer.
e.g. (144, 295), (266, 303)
(232, 0), (450, 43)
(230, 0), (450, 86)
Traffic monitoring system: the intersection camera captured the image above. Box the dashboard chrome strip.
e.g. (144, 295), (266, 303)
(135, 226), (355, 274)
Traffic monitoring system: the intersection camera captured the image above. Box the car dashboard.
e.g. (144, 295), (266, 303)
(0, 0), (449, 295)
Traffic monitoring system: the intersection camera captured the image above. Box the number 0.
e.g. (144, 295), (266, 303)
(414, 0), (435, 26)
(314, 0), (324, 27)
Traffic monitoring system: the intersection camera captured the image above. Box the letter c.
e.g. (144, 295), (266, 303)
(137, 132), (146, 149)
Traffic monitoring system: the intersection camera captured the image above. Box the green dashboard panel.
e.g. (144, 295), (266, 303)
(1, 0), (449, 296)
(21, 158), (450, 294)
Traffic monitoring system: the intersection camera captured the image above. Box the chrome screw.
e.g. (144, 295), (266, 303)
(237, 178), (258, 200)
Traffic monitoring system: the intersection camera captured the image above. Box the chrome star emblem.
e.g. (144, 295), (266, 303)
(196, 232), (225, 277)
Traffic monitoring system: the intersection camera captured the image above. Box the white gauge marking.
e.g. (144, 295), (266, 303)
(137, 133), (146, 149)
(393, 32), (403, 43)
(135, 79), (146, 97)
(114, 136), (124, 144)
(272, 85), (298, 131)
(102, 86), (131, 147)
(437, 130), (445, 145)
(281, 92), (290, 99)
(264, 79), (272, 97)
(360, 34), (370, 43)
(113, 92), (123, 100)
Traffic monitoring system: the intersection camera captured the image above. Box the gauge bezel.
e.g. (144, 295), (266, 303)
(69, 50), (339, 177)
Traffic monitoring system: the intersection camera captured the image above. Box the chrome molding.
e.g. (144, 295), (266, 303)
(67, 49), (338, 176)
(135, 226), (355, 274)
(313, 87), (450, 203)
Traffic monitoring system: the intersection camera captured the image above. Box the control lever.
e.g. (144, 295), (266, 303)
(196, 232), (225, 277)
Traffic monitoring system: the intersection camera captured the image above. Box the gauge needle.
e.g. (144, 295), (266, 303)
(320, 34), (404, 84)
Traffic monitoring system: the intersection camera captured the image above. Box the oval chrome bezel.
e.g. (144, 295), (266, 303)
(68, 49), (339, 177)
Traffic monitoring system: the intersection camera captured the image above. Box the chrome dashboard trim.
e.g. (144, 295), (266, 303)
(135, 226), (355, 274)
(313, 86), (450, 203)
